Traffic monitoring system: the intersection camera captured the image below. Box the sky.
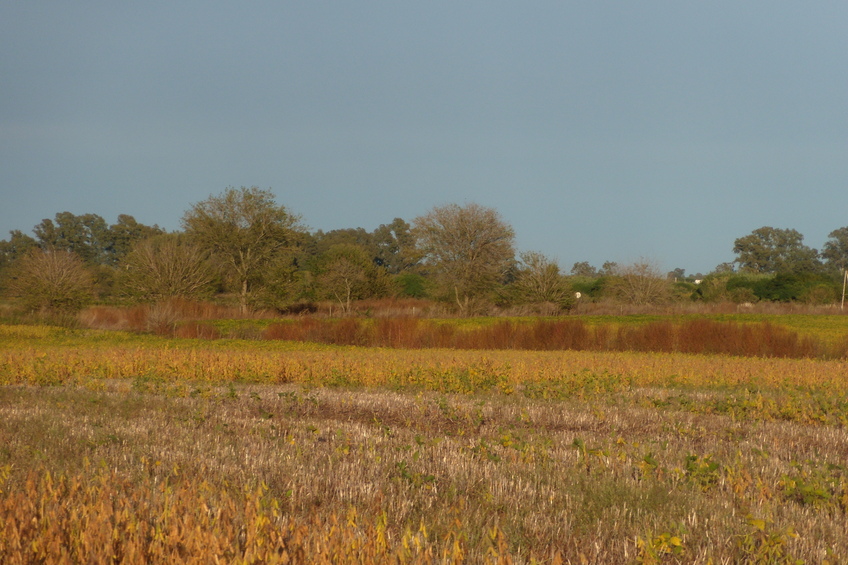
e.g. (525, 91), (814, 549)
(1, 2), (846, 276)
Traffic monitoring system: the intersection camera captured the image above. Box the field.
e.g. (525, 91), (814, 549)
(2, 316), (848, 563)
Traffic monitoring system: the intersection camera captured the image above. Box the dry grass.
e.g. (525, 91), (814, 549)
(3, 379), (848, 563)
(261, 317), (847, 360)
(79, 299), (278, 333)
(73, 299), (848, 368)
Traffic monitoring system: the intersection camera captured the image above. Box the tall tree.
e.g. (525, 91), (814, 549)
(33, 212), (110, 264)
(570, 261), (598, 278)
(821, 227), (848, 274)
(308, 228), (376, 268)
(712, 262), (735, 275)
(667, 267), (686, 281)
(182, 187), (301, 312)
(27, 212), (161, 269)
(733, 227), (821, 274)
(106, 215), (164, 264)
(373, 218), (421, 274)
(413, 203), (515, 315)
(0, 230), (37, 272)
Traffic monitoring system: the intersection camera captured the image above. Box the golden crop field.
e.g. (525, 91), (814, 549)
(2, 320), (848, 563)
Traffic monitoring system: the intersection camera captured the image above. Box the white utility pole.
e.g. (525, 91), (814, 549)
(842, 269), (847, 310)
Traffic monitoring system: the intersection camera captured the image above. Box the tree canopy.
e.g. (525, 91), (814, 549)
(31, 212), (162, 266)
(733, 227), (821, 274)
(413, 203), (515, 315)
(821, 227), (848, 273)
(182, 187), (302, 311)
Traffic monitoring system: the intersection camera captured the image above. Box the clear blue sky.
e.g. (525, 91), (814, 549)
(2, 2), (846, 275)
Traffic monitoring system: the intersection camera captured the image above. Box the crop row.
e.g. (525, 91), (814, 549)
(4, 324), (848, 429)
(4, 338), (848, 390)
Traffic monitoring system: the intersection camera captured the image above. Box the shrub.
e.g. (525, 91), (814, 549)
(5, 249), (94, 313)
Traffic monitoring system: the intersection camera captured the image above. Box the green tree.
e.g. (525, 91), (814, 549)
(394, 272), (429, 298)
(0, 230), (37, 272)
(667, 267), (686, 281)
(413, 203), (515, 315)
(182, 187), (302, 312)
(752, 272), (837, 303)
(311, 227), (376, 259)
(712, 262), (735, 275)
(29, 212), (161, 268)
(33, 212), (110, 264)
(106, 215), (164, 264)
(694, 272), (733, 302)
(315, 244), (388, 314)
(821, 227), (848, 274)
(118, 234), (215, 301)
(5, 249), (94, 313)
(600, 261), (619, 276)
(733, 227), (821, 274)
(570, 261), (598, 278)
(373, 218), (422, 274)
(252, 249), (306, 312)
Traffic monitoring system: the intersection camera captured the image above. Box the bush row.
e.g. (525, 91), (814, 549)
(259, 318), (837, 359)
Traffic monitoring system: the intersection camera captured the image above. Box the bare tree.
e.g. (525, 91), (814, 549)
(119, 234), (215, 301)
(605, 259), (671, 305)
(182, 187), (302, 312)
(5, 248), (94, 313)
(413, 203), (515, 315)
(512, 251), (573, 311)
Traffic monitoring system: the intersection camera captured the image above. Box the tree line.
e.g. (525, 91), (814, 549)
(2, 187), (847, 316)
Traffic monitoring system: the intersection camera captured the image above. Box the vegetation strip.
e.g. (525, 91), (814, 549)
(5, 190), (848, 323)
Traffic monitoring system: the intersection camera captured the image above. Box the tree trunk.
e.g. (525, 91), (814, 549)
(454, 286), (469, 317)
(240, 279), (249, 315)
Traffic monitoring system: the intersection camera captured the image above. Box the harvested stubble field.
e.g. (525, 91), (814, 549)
(2, 320), (848, 563)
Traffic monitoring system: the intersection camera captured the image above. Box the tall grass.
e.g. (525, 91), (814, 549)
(77, 298), (848, 359)
(79, 298), (275, 333)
